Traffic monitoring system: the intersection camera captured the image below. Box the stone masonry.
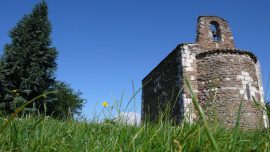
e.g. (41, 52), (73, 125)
(142, 16), (269, 129)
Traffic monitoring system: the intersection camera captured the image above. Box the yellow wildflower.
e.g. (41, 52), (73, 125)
(102, 101), (108, 107)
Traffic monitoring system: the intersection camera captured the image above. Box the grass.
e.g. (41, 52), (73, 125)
(0, 117), (269, 151)
(0, 80), (270, 151)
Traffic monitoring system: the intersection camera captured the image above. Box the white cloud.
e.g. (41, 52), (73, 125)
(115, 112), (141, 126)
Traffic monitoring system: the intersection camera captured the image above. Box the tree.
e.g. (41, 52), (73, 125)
(0, 1), (85, 119)
(46, 81), (85, 120)
(0, 1), (57, 114)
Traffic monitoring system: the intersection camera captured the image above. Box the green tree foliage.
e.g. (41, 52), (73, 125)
(0, 1), (57, 114)
(0, 1), (84, 118)
(46, 81), (85, 120)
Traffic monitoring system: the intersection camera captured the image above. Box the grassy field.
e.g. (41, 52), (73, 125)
(0, 81), (269, 151)
(0, 116), (269, 152)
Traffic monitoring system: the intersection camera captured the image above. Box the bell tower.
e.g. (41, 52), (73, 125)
(196, 16), (235, 50)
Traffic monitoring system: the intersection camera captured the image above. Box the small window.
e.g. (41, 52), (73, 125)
(210, 21), (221, 42)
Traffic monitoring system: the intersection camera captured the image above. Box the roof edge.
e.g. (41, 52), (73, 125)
(142, 43), (186, 82)
(197, 16), (228, 23)
(196, 49), (257, 63)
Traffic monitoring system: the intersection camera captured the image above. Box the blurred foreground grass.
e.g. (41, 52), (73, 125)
(0, 116), (269, 152)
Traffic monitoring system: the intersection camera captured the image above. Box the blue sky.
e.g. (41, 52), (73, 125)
(0, 0), (270, 120)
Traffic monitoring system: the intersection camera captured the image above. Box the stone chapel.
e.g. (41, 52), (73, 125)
(142, 16), (269, 129)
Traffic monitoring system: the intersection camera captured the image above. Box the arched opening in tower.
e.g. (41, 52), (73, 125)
(210, 21), (221, 42)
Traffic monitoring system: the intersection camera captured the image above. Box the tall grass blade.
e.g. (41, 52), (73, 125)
(123, 79), (151, 114)
(264, 73), (270, 101)
(184, 77), (219, 151)
(231, 99), (243, 151)
(0, 91), (57, 134)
